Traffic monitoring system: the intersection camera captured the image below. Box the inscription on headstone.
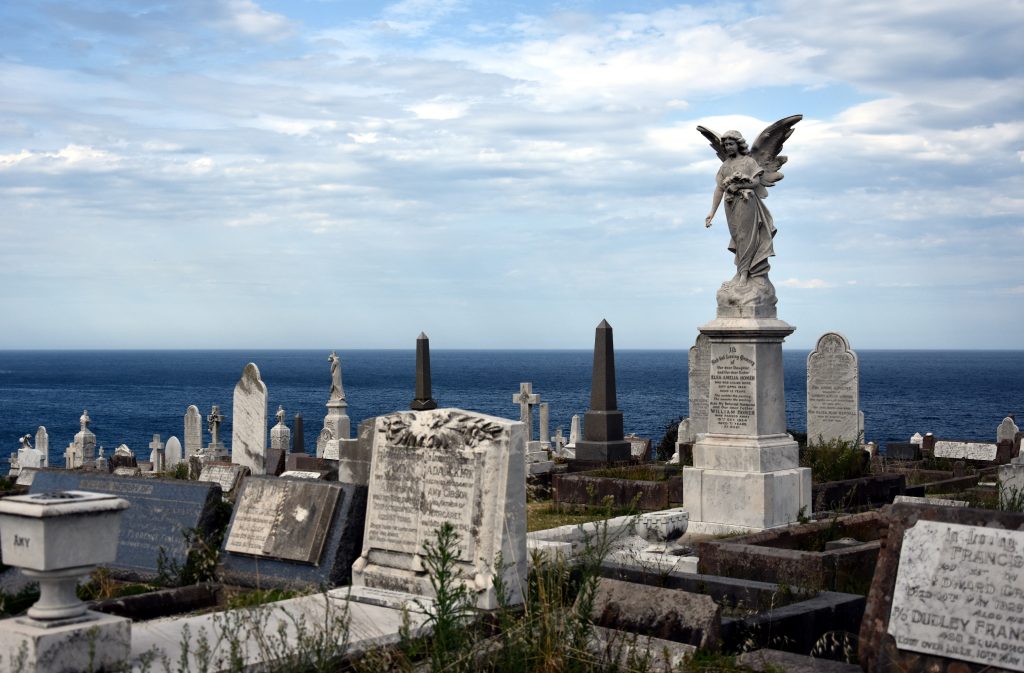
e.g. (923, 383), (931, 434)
(688, 334), (711, 437)
(225, 478), (339, 564)
(806, 332), (860, 444)
(889, 521), (1024, 670)
(365, 440), (483, 562)
(29, 471), (221, 580)
(708, 344), (757, 435)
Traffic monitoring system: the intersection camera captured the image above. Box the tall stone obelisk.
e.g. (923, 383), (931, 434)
(411, 332), (438, 411)
(573, 320), (630, 463)
(684, 115), (811, 534)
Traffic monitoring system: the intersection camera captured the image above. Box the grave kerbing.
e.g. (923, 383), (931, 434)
(573, 320), (631, 463)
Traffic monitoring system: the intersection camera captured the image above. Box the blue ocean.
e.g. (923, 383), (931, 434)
(1, 350), (1022, 466)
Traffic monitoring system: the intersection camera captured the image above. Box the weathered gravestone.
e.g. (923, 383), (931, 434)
(33, 426), (48, 467)
(29, 471), (222, 581)
(351, 408), (526, 609)
(220, 476), (367, 589)
(184, 405), (203, 457)
(686, 333), (711, 443)
(933, 440), (998, 461)
(232, 363), (268, 475)
(859, 502), (1024, 673)
(998, 416), (1020, 444)
(806, 332), (861, 445)
(198, 463), (249, 498)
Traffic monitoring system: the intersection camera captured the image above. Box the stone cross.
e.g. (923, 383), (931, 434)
(208, 405), (224, 446)
(512, 383), (540, 442)
(149, 434), (165, 472)
(552, 426), (566, 455)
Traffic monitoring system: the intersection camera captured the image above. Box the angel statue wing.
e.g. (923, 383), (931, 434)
(696, 125), (725, 161)
(750, 114), (802, 190)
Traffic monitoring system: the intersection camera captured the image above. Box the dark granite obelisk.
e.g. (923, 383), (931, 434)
(292, 412), (304, 454)
(411, 332), (438, 411)
(574, 319), (631, 463)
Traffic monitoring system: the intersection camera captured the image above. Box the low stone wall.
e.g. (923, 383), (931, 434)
(553, 468), (685, 511)
(697, 510), (886, 594)
(811, 473), (906, 512)
(601, 561), (865, 656)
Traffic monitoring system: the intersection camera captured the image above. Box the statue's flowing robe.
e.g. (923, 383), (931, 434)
(717, 155), (776, 278)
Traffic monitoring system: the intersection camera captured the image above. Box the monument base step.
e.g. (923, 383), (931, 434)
(683, 466), (811, 531)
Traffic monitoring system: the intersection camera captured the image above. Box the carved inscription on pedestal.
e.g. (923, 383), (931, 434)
(366, 443), (482, 562)
(708, 344), (757, 435)
(889, 521), (1024, 671)
(688, 335), (711, 435)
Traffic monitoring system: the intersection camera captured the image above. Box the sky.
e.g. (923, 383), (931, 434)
(1, 0), (1022, 350)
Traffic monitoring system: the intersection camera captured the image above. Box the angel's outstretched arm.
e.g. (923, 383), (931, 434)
(705, 185), (723, 227)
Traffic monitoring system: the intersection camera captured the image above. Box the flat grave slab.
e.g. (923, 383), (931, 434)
(28, 470), (222, 581)
(933, 440), (997, 461)
(860, 502), (1024, 672)
(219, 476), (367, 589)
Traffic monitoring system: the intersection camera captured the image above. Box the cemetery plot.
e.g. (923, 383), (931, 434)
(29, 471), (222, 581)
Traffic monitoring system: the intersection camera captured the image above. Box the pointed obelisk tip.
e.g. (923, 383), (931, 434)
(597, 319), (611, 329)
(418, 332), (428, 340)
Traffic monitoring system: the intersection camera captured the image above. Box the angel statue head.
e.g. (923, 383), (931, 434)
(720, 130), (749, 155)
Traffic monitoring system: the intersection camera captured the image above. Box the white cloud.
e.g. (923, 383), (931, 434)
(219, 0), (292, 38)
(781, 278), (835, 289)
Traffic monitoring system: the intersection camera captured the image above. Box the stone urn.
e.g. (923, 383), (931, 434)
(0, 490), (128, 620)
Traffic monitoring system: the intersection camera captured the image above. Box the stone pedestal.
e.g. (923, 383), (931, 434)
(317, 400), (351, 459)
(0, 611), (130, 673)
(683, 316), (811, 534)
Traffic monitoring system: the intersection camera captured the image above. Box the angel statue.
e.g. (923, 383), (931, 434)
(698, 115), (801, 309)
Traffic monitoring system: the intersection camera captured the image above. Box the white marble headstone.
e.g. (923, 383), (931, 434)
(998, 416), (1020, 444)
(688, 334), (711, 437)
(231, 362), (268, 475)
(352, 408), (526, 610)
(568, 414), (581, 448)
(910, 432), (923, 446)
(806, 332), (860, 445)
(165, 436), (183, 468)
(184, 405), (203, 457)
(34, 426), (48, 467)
